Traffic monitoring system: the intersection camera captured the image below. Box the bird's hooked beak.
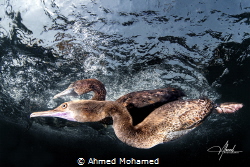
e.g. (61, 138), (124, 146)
(53, 87), (78, 99)
(30, 109), (76, 122)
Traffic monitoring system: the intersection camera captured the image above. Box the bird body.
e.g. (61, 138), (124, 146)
(30, 98), (243, 148)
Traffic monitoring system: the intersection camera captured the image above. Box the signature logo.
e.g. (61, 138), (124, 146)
(207, 140), (242, 160)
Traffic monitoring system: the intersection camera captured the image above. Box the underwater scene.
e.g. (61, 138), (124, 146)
(0, 0), (250, 166)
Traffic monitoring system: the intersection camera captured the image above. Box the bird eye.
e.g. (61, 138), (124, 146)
(61, 103), (68, 109)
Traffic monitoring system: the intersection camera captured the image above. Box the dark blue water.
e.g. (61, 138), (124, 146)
(1, 0), (250, 166)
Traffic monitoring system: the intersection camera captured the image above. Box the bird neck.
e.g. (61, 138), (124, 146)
(90, 82), (106, 101)
(105, 102), (148, 148)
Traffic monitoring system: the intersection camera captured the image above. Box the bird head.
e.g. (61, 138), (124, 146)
(30, 100), (108, 122)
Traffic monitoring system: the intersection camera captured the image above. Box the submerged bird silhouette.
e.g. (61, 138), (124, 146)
(30, 98), (243, 149)
(53, 79), (185, 125)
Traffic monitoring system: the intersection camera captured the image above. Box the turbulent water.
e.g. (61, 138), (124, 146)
(1, 0), (250, 166)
